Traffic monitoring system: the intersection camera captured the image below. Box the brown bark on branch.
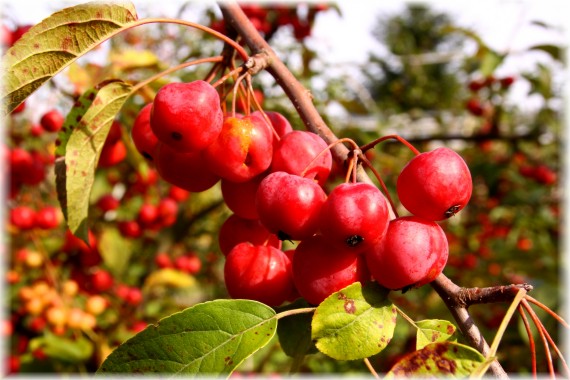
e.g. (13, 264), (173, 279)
(218, 3), (532, 378)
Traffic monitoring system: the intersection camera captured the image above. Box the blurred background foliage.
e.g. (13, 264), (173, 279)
(3, 1), (564, 376)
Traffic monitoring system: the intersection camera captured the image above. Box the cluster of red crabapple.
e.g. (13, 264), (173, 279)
(130, 78), (474, 307)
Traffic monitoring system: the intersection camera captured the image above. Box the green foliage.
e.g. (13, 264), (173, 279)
(55, 80), (132, 243)
(415, 319), (458, 350)
(386, 342), (485, 377)
(98, 299), (277, 375)
(312, 282), (396, 360)
(1, 1), (138, 115)
(365, 3), (466, 113)
(3, 0), (563, 377)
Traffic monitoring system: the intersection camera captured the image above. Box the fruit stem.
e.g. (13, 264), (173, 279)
(130, 56), (223, 95)
(246, 81), (281, 142)
(299, 138), (359, 179)
(211, 65), (244, 88)
(359, 154), (399, 218)
(360, 134), (421, 156)
(231, 72), (250, 117)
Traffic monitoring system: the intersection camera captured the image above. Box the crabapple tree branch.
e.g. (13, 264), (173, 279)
(219, 2), (532, 378)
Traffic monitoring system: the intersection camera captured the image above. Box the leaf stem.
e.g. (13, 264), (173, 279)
(395, 306), (418, 329)
(364, 357), (381, 380)
(275, 307), (316, 320)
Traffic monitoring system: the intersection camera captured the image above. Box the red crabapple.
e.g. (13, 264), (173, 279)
(34, 206), (61, 230)
(292, 235), (369, 305)
(224, 242), (294, 306)
(98, 140), (127, 168)
(397, 147), (472, 221)
(131, 103), (158, 161)
(40, 109), (65, 133)
(218, 214), (281, 256)
(150, 81), (223, 152)
(256, 171), (327, 241)
(364, 216), (449, 290)
(155, 142), (220, 192)
(10, 206), (36, 230)
(221, 174), (264, 220)
(318, 182), (390, 253)
(204, 116), (273, 183)
(90, 269), (114, 292)
(271, 130), (332, 186)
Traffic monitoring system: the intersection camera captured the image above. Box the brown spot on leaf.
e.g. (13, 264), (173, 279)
(337, 292), (347, 301)
(61, 36), (72, 52)
(33, 43), (39, 49)
(436, 358), (456, 373)
(224, 356), (233, 366)
(344, 299), (356, 314)
(447, 325), (455, 334)
(431, 332), (441, 342)
(390, 343), (457, 376)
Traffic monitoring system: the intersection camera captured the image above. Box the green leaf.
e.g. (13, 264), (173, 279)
(30, 333), (93, 363)
(276, 299), (317, 358)
(479, 48), (504, 77)
(311, 282), (396, 360)
(386, 342), (485, 378)
(97, 299), (277, 375)
(55, 80), (132, 242)
(416, 319), (458, 350)
(528, 44), (562, 62)
(1, 1), (137, 115)
(99, 226), (133, 277)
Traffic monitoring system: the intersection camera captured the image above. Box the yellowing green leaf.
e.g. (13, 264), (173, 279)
(55, 80), (132, 242)
(416, 319), (458, 350)
(312, 282), (396, 360)
(99, 227), (133, 277)
(386, 342), (485, 378)
(1, 1), (137, 115)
